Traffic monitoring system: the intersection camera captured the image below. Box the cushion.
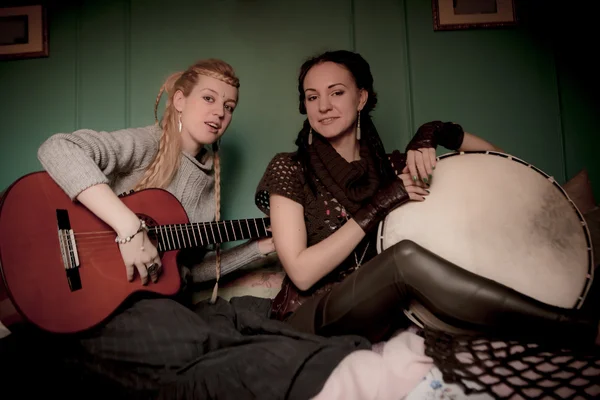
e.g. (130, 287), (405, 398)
(582, 207), (600, 316)
(585, 206), (600, 269)
(193, 253), (284, 303)
(563, 169), (597, 214)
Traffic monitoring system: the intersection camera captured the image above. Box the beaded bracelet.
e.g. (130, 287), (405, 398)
(115, 219), (148, 244)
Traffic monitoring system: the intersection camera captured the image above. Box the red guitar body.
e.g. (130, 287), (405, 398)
(0, 172), (186, 334)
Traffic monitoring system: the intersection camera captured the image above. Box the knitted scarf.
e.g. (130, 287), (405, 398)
(307, 133), (380, 217)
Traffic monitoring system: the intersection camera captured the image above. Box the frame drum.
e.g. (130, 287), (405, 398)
(377, 151), (594, 313)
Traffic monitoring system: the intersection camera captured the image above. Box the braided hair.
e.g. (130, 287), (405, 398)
(135, 59), (239, 192)
(136, 58), (239, 303)
(293, 50), (396, 194)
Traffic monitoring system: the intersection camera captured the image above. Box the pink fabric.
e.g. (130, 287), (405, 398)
(312, 332), (434, 400)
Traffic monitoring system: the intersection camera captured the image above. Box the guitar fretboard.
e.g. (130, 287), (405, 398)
(149, 218), (270, 252)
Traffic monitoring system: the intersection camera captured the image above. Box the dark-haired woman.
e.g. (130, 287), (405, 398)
(255, 50), (600, 347)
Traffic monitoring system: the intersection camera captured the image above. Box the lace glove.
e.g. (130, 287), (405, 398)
(406, 121), (465, 151)
(353, 178), (410, 233)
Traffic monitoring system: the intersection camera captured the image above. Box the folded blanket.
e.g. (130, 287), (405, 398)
(312, 331), (434, 400)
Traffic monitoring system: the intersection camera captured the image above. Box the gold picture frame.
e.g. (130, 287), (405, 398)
(432, 0), (517, 31)
(0, 5), (48, 61)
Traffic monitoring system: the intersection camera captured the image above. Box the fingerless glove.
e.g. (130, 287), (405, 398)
(406, 121), (465, 151)
(353, 179), (410, 233)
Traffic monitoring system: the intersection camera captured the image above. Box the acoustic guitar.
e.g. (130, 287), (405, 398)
(0, 172), (271, 334)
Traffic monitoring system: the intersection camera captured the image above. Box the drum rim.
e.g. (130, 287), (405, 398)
(377, 150), (594, 309)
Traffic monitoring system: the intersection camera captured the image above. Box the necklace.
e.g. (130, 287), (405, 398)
(343, 207), (370, 269)
(354, 241), (369, 268)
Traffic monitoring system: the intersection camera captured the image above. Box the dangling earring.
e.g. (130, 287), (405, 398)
(178, 113), (182, 133)
(308, 128), (313, 145)
(356, 111), (361, 140)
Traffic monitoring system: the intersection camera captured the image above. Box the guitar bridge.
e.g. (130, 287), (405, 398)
(56, 209), (82, 292)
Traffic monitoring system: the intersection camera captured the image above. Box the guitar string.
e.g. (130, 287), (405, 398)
(69, 220), (264, 236)
(66, 232), (257, 253)
(63, 223), (271, 251)
(70, 226), (271, 253)
(70, 220), (270, 237)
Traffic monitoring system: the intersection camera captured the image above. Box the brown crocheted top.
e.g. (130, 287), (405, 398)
(255, 137), (406, 319)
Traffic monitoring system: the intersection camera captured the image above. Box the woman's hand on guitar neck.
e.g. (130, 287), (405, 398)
(76, 183), (162, 285)
(257, 235), (276, 255)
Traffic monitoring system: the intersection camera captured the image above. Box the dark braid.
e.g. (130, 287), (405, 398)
(360, 114), (396, 185)
(293, 119), (318, 194)
(293, 50), (396, 195)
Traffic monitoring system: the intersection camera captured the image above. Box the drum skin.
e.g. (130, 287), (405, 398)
(377, 151), (593, 309)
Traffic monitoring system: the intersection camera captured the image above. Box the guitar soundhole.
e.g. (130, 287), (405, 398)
(137, 214), (157, 227)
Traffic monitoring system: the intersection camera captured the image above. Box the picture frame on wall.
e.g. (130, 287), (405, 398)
(0, 5), (48, 61)
(432, 0), (517, 31)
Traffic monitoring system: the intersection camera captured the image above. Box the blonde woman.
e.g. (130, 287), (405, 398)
(27, 59), (289, 395)
(38, 59), (274, 287)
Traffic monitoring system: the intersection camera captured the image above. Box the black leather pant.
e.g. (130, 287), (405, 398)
(287, 240), (598, 345)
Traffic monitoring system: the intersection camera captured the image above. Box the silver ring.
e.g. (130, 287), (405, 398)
(146, 262), (159, 275)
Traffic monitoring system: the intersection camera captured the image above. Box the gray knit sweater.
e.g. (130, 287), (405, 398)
(37, 124), (265, 283)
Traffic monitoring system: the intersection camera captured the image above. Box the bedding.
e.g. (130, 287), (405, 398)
(312, 324), (600, 400)
(0, 295), (371, 399)
(312, 330), (434, 400)
(1, 169), (599, 399)
(1, 295), (598, 399)
(152, 296), (372, 400)
(192, 261), (284, 303)
(407, 366), (494, 400)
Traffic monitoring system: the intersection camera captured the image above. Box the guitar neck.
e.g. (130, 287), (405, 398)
(149, 217), (270, 252)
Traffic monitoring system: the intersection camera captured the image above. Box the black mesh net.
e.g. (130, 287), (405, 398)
(423, 328), (600, 399)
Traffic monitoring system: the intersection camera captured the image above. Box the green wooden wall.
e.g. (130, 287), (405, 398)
(1, 0), (597, 221)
